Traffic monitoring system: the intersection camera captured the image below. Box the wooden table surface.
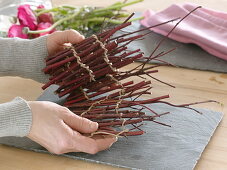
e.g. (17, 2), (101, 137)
(1, 0), (227, 169)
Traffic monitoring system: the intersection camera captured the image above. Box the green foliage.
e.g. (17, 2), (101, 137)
(34, 0), (144, 36)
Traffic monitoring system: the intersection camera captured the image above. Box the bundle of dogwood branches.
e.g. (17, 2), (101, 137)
(42, 9), (210, 137)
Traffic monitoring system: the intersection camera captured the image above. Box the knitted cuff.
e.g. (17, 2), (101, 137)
(0, 36), (49, 83)
(0, 97), (32, 137)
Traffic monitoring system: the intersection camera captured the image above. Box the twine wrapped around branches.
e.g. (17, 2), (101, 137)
(42, 8), (213, 137)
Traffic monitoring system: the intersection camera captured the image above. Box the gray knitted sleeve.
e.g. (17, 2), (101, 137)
(0, 36), (49, 83)
(0, 36), (49, 137)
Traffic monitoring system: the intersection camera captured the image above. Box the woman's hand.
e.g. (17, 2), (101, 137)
(46, 29), (85, 55)
(27, 30), (116, 154)
(27, 101), (117, 154)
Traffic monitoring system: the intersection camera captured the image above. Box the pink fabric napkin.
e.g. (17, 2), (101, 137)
(140, 3), (227, 60)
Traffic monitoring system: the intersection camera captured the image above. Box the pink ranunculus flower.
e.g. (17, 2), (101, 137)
(37, 5), (54, 24)
(37, 5), (45, 9)
(37, 22), (55, 36)
(17, 4), (37, 30)
(7, 24), (28, 39)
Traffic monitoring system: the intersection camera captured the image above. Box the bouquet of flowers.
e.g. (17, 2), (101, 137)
(7, 0), (143, 39)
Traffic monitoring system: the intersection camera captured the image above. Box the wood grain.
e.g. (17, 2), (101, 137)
(0, 0), (227, 169)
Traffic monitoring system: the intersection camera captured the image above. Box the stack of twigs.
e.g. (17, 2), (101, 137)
(42, 10), (206, 137)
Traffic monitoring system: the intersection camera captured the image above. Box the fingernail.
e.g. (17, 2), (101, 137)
(109, 141), (115, 147)
(91, 122), (98, 129)
(109, 137), (117, 147)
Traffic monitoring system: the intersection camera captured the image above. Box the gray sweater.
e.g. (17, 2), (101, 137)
(0, 36), (48, 137)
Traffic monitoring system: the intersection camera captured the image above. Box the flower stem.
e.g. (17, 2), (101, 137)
(26, 15), (143, 35)
(85, 16), (144, 24)
(27, 9), (82, 34)
(36, 7), (61, 16)
(30, 0), (144, 34)
(94, 0), (144, 13)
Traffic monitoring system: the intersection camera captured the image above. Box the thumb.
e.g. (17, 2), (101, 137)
(63, 113), (98, 134)
(55, 29), (85, 45)
(47, 29), (85, 55)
